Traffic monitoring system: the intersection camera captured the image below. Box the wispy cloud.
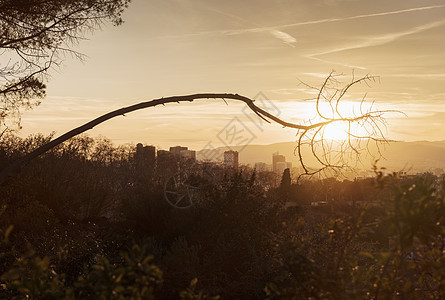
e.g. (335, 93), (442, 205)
(303, 55), (368, 70)
(269, 87), (318, 95)
(158, 4), (445, 41)
(310, 19), (445, 56)
(383, 102), (445, 119)
(277, 4), (445, 29)
(302, 72), (333, 78)
(201, 6), (297, 46)
(269, 30), (297, 46)
(389, 73), (445, 79)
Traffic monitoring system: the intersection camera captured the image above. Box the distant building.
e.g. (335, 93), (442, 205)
(157, 149), (173, 161)
(287, 162), (292, 169)
(254, 162), (268, 172)
(272, 152), (285, 173)
(135, 143), (155, 169)
(224, 150), (239, 168)
(179, 149), (196, 162)
(134, 143), (156, 180)
(276, 161), (292, 176)
(157, 149), (177, 175)
(169, 146), (196, 162)
(255, 162), (272, 172)
(169, 146), (188, 157)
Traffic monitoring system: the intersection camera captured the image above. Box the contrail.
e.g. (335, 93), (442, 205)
(157, 4), (445, 40)
(278, 4), (445, 30)
(309, 18), (445, 56)
(202, 5), (297, 46)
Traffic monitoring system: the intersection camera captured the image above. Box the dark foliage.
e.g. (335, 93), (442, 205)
(0, 134), (444, 299)
(0, 0), (131, 128)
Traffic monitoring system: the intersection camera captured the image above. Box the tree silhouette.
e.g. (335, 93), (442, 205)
(279, 168), (292, 203)
(0, 0), (130, 130)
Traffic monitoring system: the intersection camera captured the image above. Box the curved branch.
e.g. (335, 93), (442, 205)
(0, 93), (318, 184)
(0, 72), (400, 184)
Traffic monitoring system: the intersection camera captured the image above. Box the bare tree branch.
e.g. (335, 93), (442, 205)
(0, 76), (398, 184)
(295, 73), (399, 180)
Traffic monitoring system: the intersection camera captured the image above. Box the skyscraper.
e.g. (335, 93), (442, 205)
(135, 143), (156, 170)
(272, 152), (285, 173)
(134, 143), (156, 180)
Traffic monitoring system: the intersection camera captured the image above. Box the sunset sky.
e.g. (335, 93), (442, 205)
(19, 0), (445, 151)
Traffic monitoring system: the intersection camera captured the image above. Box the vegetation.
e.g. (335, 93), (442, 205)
(2, 2), (430, 298)
(0, 133), (443, 299)
(0, 0), (131, 130)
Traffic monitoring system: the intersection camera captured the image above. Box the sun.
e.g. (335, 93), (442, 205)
(322, 121), (350, 141)
(315, 101), (369, 141)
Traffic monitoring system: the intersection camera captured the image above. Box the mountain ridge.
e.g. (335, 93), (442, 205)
(196, 140), (445, 173)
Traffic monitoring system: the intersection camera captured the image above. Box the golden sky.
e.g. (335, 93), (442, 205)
(19, 0), (445, 150)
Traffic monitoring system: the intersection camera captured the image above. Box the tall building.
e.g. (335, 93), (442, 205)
(134, 143), (156, 180)
(157, 149), (177, 175)
(276, 161), (292, 176)
(135, 143), (155, 169)
(272, 152), (285, 173)
(286, 161), (292, 170)
(224, 150), (239, 168)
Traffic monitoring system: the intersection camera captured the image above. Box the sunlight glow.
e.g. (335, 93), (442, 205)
(315, 101), (371, 141)
(322, 121), (350, 141)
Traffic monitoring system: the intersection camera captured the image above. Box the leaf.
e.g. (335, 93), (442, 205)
(359, 252), (374, 260)
(4, 225), (13, 242)
(190, 278), (198, 288)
